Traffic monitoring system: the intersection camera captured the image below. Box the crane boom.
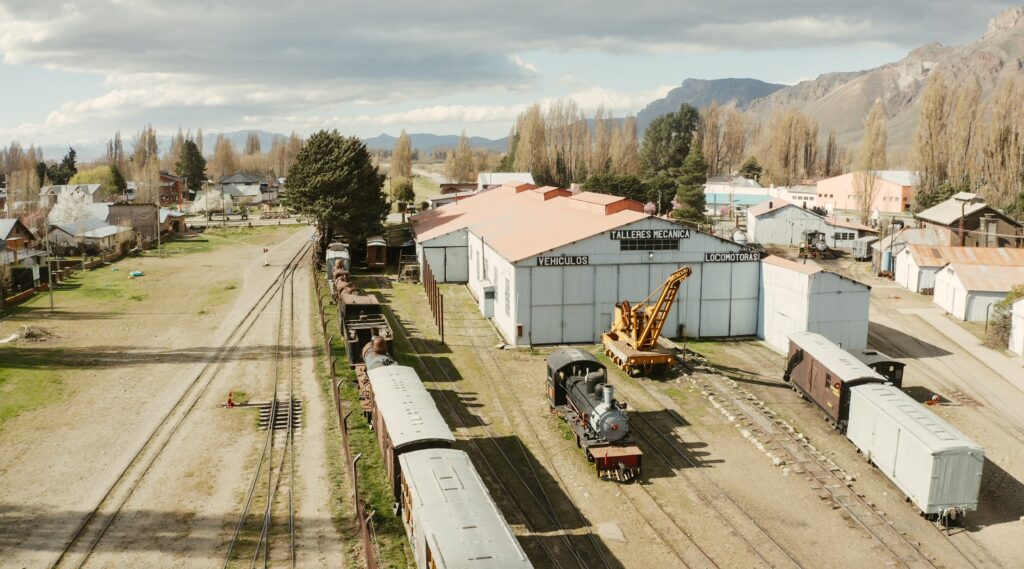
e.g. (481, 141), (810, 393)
(635, 266), (692, 350)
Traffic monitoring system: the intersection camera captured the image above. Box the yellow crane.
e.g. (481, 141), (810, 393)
(602, 266), (692, 376)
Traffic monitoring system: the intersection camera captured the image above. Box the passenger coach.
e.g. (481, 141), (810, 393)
(399, 448), (533, 569)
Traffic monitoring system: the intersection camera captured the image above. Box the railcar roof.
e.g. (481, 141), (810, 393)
(547, 347), (603, 374)
(850, 384), (983, 454)
(368, 365), (454, 449)
(400, 449), (533, 568)
(788, 331), (886, 384)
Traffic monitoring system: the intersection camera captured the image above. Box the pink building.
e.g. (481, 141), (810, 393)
(816, 171), (916, 215)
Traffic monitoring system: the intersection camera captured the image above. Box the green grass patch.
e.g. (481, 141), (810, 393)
(0, 349), (67, 428)
(314, 270), (413, 569)
(150, 225), (302, 257)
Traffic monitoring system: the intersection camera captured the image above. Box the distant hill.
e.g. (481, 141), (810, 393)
(747, 7), (1024, 151)
(363, 132), (508, 153)
(636, 78), (786, 134)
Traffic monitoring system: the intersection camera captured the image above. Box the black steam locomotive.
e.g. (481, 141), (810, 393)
(547, 348), (642, 481)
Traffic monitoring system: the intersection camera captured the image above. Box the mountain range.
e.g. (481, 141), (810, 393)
(636, 78), (785, 134)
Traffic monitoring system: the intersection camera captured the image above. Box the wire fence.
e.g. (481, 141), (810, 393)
(311, 251), (379, 569)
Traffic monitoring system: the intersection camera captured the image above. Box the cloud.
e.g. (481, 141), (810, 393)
(0, 1), (1017, 143)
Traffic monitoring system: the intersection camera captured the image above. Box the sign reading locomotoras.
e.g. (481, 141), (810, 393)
(609, 228), (691, 240)
(704, 252), (761, 263)
(537, 255), (590, 266)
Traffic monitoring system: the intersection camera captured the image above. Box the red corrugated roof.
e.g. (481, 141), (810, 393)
(748, 198), (792, 217)
(411, 184), (650, 262)
(762, 254), (822, 275)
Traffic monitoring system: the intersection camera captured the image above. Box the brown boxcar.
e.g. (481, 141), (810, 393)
(784, 331), (887, 431)
(366, 235), (387, 269)
(367, 364), (455, 506)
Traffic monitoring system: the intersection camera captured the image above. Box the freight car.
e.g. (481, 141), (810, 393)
(547, 347), (642, 481)
(368, 364), (455, 509)
(784, 331), (887, 431)
(851, 348), (905, 388)
(338, 291), (393, 366)
(847, 383), (984, 526)
(399, 448), (533, 569)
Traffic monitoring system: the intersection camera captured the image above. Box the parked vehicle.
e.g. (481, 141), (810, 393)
(547, 347), (642, 481)
(784, 331), (887, 431)
(847, 383), (984, 526)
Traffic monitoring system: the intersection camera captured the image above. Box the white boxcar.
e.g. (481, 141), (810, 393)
(399, 448), (533, 569)
(846, 384), (984, 519)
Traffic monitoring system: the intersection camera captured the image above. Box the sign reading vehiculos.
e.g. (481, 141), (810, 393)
(609, 228), (691, 240)
(536, 255), (590, 266)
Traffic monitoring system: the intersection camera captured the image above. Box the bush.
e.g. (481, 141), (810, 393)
(984, 284), (1024, 349)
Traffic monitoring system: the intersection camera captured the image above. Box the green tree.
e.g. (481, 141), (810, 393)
(985, 284), (1024, 348)
(175, 140), (207, 195)
(640, 103), (699, 176)
(672, 143), (708, 225)
(645, 174), (678, 214)
(496, 132), (519, 172)
(393, 178), (416, 204)
(110, 164), (128, 198)
(69, 165), (115, 187)
(914, 179), (964, 212)
(46, 147), (77, 185)
(582, 174), (648, 203)
(283, 130), (389, 252)
(737, 156), (763, 181)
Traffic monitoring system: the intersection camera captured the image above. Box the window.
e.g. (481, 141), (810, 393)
(504, 277), (511, 316)
(620, 238), (679, 251)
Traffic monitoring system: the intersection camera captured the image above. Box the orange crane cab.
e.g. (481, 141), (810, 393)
(601, 266), (692, 376)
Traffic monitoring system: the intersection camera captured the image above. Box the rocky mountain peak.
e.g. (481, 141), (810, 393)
(985, 6), (1024, 37)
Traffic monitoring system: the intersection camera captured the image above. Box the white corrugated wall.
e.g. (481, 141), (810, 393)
(1009, 299), (1024, 356)
(806, 272), (870, 351)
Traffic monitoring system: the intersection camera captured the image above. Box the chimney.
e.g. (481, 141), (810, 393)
(768, 201), (773, 209)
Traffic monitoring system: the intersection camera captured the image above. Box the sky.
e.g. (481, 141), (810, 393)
(0, 1), (1018, 151)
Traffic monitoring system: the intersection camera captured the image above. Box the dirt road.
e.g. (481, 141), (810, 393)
(0, 227), (344, 568)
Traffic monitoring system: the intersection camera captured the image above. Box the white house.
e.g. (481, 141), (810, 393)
(703, 176), (767, 214)
(1010, 298), (1024, 357)
(758, 255), (871, 352)
(933, 263), (1024, 321)
(746, 199), (875, 249)
(39, 184), (103, 208)
(895, 245), (1024, 294)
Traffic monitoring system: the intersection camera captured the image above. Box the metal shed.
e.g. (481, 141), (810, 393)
(933, 263), (1024, 321)
(846, 383), (984, 516)
(399, 448), (533, 569)
(760, 256), (872, 352)
(369, 365), (455, 501)
(852, 236), (879, 261)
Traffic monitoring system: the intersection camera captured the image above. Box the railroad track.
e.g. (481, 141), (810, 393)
(377, 279), (609, 569)
(683, 352), (943, 569)
(223, 248), (302, 568)
(48, 238), (312, 569)
(600, 365), (802, 569)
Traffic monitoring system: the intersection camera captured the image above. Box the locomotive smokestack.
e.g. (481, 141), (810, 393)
(603, 385), (614, 407)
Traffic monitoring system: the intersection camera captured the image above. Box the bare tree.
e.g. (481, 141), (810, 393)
(209, 135), (239, 181)
(761, 108), (818, 186)
(244, 131), (261, 155)
(390, 130), (413, 179)
(513, 104), (550, 183)
(853, 100), (888, 223)
(823, 129), (839, 177)
(444, 131), (477, 183)
(978, 78), (1024, 208)
(196, 127), (204, 155)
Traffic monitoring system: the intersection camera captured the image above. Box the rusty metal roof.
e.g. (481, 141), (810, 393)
(940, 263), (1024, 293)
(906, 245), (1024, 268)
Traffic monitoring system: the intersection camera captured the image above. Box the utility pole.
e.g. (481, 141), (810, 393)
(44, 225), (54, 313)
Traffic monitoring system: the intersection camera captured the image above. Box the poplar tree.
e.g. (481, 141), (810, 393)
(390, 130), (413, 179)
(853, 100), (888, 223)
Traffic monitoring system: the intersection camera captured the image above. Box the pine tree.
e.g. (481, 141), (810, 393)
(110, 164), (128, 199)
(175, 140), (207, 196)
(282, 130), (389, 252)
(672, 143), (708, 225)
